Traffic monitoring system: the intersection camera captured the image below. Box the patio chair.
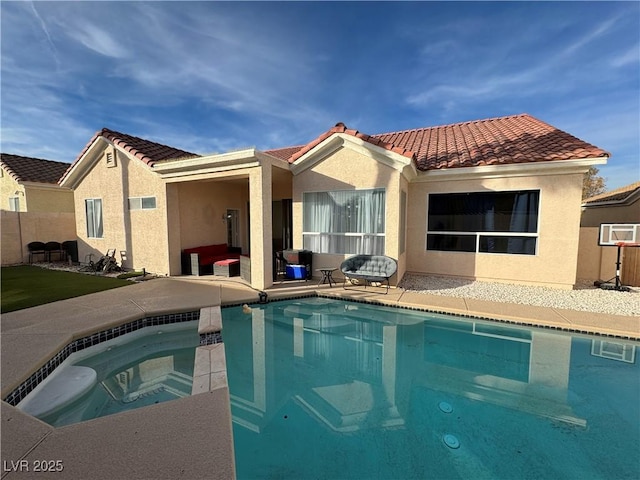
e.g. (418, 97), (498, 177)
(44, 241), (65, 262)
(27, 241), (47, 263)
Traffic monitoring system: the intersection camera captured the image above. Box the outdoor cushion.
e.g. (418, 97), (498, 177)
(214, 259), (240, 266)
(340, 255), (397, 279)
(183, 243), (227, 256)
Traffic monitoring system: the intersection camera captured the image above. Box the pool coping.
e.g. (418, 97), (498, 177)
(1, 277), (638, 480)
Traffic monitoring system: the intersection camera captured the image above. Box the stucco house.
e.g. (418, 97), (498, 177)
(0, 153), (76, 264)
(59, 113), (609, 290)
(577, 181), (640, 286)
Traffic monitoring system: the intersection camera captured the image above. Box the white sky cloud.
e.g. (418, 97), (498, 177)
(1, 1), (638, 189)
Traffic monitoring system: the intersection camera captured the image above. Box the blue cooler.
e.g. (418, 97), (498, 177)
(285, 264), (307, 280)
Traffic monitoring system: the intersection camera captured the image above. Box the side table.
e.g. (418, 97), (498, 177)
(317, 268), (337, 287)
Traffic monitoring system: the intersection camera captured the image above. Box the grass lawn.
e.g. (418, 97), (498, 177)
(1, 265), (133, 313)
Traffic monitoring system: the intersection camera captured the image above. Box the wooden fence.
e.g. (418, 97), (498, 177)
(622, 246), (640, 287)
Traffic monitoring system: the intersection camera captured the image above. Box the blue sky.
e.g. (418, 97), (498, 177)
(1, 1), (638, 190)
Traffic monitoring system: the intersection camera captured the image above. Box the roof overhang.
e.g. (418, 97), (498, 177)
(411, 156), (608, 183)
(290, 133), (417, 180)
(153, 148), (276, 179)
(22, 181), (72, 191)
(59, 136), (115, 189)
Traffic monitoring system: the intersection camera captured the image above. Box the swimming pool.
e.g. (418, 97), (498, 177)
(222, 297), (639, 479)
(18, 321), (199, 427)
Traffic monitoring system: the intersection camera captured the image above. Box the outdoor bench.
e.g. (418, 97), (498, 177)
(339, 254), (398, 293)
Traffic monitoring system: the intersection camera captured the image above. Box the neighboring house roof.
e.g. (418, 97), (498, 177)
(271, 114), (609, 171)
(583, 181), (640, 206)
(0, 153), (70, 184)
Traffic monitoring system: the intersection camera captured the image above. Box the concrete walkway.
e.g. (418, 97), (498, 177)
(2, 276), (638, 479)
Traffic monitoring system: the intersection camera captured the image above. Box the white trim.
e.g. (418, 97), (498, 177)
(85, 198), (103, 239)
(291, 133), (415, 177)
(153, 148), (265, 178)
(59, 137), (111, 189)
(20, 181), (72, 191)
(411, 157), (608, 183)
(8, 196), (20, 212)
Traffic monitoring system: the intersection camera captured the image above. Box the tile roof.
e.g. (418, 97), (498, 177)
(0, 153), (71, 184)
(284, 122), (416, 164)
(265, 145), (306, 161)
(273, 114), (609, 171)
(583, 181), (640, 205)
(72, 128), (200, 168)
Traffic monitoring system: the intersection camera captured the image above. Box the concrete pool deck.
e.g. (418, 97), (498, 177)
(2, 276), (639, 479)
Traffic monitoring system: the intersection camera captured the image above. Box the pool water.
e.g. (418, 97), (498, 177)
(19, 322), (199, 427)
(222, 297), (640, 479)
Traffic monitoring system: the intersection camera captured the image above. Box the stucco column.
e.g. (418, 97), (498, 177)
(249, 163), (273, 290)
(165, 183), (182, 275)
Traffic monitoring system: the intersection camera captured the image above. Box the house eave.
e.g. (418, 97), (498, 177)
(290, 133), (415, 176)
(22, 181), (72, 192)
(410, 157), (608, 183)
(153, 148), (262, 179)
(59, 137), (110, 189)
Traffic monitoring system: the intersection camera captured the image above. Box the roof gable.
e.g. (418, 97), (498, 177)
(0, 153), (70, 184)
(74, 128), (199, 167)
(285, 122), (416, 164)
(60, 128), (200, 187)
(271, 114), (609, 172)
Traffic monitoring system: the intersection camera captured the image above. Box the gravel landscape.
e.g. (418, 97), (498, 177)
(399, 274), (640, 317)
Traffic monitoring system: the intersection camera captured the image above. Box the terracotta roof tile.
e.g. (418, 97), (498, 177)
(583, 181), (640, 204)
(265, 145), (306, 161)
(286, 122), (416, 164)
(273, 114), (609, 171)
(60, 128), (201, 185)
(373, 114), (609, 171)
(70, 128), (199, 169)
(0, 153), (70, 184)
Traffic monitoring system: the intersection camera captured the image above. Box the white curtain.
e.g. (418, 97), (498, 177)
(86, 199), (103, 238)
(303, 189), (385, 254)
(94, 199), (103, 238)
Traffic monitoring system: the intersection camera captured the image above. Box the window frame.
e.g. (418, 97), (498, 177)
(426, 190), (540, 255)
(85, 198), (104, 239)
(302, 188), (386, 255)
(8, 196), (20, 212)
(128, 196), (157, 210)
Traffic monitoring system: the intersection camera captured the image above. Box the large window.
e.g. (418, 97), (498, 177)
(303, 188), (385, 255)
(85, 198), (103, 238)
(427, 190), (539, 255)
